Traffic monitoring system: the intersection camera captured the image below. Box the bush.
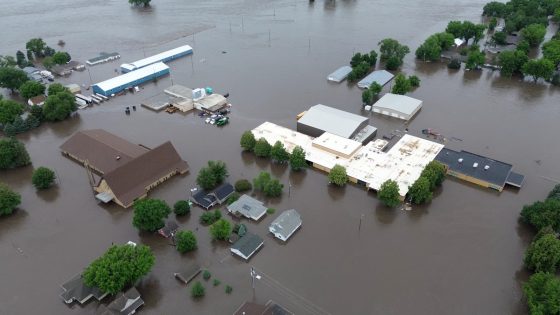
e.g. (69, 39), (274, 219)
(226, 192), (240, 205)
(240, 131), (256, 151)
(253, 172), (272, 192)
(328, 164), (347, 186)
(176, 230), (197, 253)
(254, 138), (271, 158)
(385, 56), (401, 70)
(191, 281), (205, 298)
(378, 180), (400, 208)
(391, 73), (411, 95)
(0, 137), (31, 170)
(210, 219), (232, 241)
(267, 208), (276, 214)
(132, 199), (171, 232)
(200, 210), (222, 225)
(235, 179), (252, 192)
(448, 59), (461, 69)
(213, 279), (221, 286)
(173, 200), (191, 216)
(408, 75), (420, 88)
(0, 182), (21, 216)
(203, 270), (211, 281)
(264, 179), (283, 197)
(225, 285), (233, 294)
(31, 167), (56, 189)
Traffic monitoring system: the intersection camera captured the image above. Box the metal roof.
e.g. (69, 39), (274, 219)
(231, 232), (264, 260)
(227, 195), (267, 221)
(121, 45), (192, 71)
(94, 62), (169, 92)
(357, 70), (394, 88)
(373, 93), (423, 116)
(298, 104), (368, 138)
(327, 66), (352, 82)
(269, 209), (302, 241)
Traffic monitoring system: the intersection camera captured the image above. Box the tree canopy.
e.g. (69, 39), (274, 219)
(176, 230), (197, 253)
(522, 58), (555, 82)
(0, 137), (31, 169)
(378, 180), (401, 208)
(465, 50), (485, 70)
(523, 272), (560, 315)
(328, 164), (347, 187)
(25, 38), (46, 58)
(196, 160), (228, 190)
(290, 146), (307, 171)
(210, 218), (232, 241)
(420, 161), (447, 190)
(378, 38), (410, 69)
(0, 67), (29, 92)
(0, 182), (21, 216)
(19, 81), (45, 99)
(391, 74), (411, 95)
(498, 50), (528, 77)
(408, 177), (432, 205)
(521, 198), (560, 232)
(263, 179), (283, 197)
(542, 39), (560, 66)
(129, 0), (151, 6)
(254, 137), (271, 158)
(253, 171), (272, 192)
(524, 232), (560, 273)
(173, 200), (191, 216)
(32, 167), (56, 189)
(43, 86), (77, 121)
(446, 21), (486, 43)
(83, 243), (155, 294)
(521, 24), (547, 47)
(132, 199), (171, 232)
(240, 131), (256, 151)
(0, 99), (24, 125)
(548, 184), (560, 201)
(270, 141), (289, 164)
(52, 51), (71, 65)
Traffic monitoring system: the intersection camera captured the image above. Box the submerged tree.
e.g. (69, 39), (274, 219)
(290, 146), (307, 171)
(523, 272), (560, 315)
(31, 167), (56, 189)
(129, 0), (151, 7)
(0, 137), (31, 169)
(524, 233), (560, 273)
(132, 199), (171, 232)
(270, 141), (289, 164)
(0, 182), (21, 216)
(328, 164), (348, 187)
(240, 131), (256, 151)
(378, 180), (401, 208)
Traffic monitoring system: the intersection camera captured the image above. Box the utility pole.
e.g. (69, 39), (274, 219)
(288, 180), (292, 198)
(251, 267), (256, 289)
(358, 214), (364, 231)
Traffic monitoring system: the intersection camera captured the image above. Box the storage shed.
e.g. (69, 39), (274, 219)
(357, 70), (394, 89)
(120, 45), (192, 73)
(92, 62), (170, 96)
(372, 93), (423, 121)
(327, 66), (352, 82)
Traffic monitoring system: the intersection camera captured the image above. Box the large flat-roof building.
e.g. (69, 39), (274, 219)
(92, 62), (170, 96)
(372, 93), (423, 121)
(120, 45), (193, 73)
(435, 148), (525, 191)
(357, 70), (394, 89)
(297, 104), (376, 144)
(252, 122), (444, 198)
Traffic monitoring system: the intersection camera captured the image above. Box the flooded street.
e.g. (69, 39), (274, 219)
(1, 0), (559, 314)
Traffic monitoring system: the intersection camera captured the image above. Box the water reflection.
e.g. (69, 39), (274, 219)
(36, 186), (60, 202)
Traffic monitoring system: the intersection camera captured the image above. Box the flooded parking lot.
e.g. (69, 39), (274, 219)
(1, 0), (559, 314)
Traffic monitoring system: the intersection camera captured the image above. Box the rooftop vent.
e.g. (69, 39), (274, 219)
(473, 162), (478, 168)
(116, 155), (121, 160)
(458, 158), (463, 163)
(484, 165), (490, 170)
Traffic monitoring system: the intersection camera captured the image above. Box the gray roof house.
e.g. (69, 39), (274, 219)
(60, 274), (108, 304)
(99, 287), (144, 315)
(227, 194), (267, 221)
(231, 232), (264, 260)
(269, 209), (302, 242)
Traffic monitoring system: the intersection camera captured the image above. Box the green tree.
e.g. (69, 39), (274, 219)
(523, 272), (560, 315)
(25, 38), (46, 58)
(408, 75), (420, 87)
(378, 180), (401, 208)
(369, 82), (382, 96)
(176, 230), (197, 253)
(436, 32), (455, 50)
(420, 161), (447, 190)
(378, 38), (410, 67)
(391, 74), (411, 95)
(522, 24), (547, 47)
(492, 31), (507, 45)
(43, 46), (55, 57)
(408, 177), (432, 204)
(328, 164), (347, 187)
(31, 167), (56, 189)
(29, 105), (44, 122)
(489, 17), (498, 31)
(522, 58), (555, 82)
(416, 36), (442, 61)
(254, 137), (271, 158)
(464, 22), (486, 44)
(240, 131), (256, 151)
(517, 40), (531, 54)
(270, 141), (289, 164)
(191, 281), (205, 298)
(542, 39), (560, 67)
(555, 7), (560, 22)
(263, 179), (283, 197)
(446, 21), (464, 38)
(15, 51), (27, 68)
(548, 184), (560, 200)
(210, 218), (231, 241)
(465, 50), (485, 70)
(208, 160), (227, 183)
(173, 200), (191, 216)
(26, 50), (34, 62)
(132, 199), (171, 232)
(0, 56), (17, 68)
(0, 137), (31, 169)
(196, 160), (228, 190)
(253, 171), (272, 191)
(524, 233), (560, 273)
(83, 244), (155, 295)
(0, 67), (29, 93)
(0, 99), (24, 124)
(235, 179), (252, 192)
(52, 52), (71, 65)
(521, 198), (560, 232)
(448, 59), (461, 69)
(348, 61), (370, 80)
(43, 90), (76, 121)
(19, 81), (45, 99)
(498, 50), (529, 77)
(0, 182), (21, 216)
(47, 83), (68, 95)
(361, 89), (372, 105)
(129, 0), (151, 6)
(42, 57), (54, 70)
(483, 2), (509, 17)
(290, 146), (307, 171)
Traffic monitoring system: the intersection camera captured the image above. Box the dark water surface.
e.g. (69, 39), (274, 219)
(1, 0), (559, 314)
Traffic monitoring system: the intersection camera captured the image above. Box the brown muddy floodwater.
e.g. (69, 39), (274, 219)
(1, 0), (559, 314)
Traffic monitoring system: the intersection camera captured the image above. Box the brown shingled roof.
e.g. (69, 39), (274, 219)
(59, 129), (149, 174)
(102, 141), (189, 207)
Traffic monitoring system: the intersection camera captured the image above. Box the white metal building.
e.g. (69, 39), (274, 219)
(372, 93), (423, 121)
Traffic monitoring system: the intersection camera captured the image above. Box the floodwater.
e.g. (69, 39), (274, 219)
(1, 0), (559, 314)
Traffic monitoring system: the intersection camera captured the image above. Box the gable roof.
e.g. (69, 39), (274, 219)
(60, 129), (149, 174)
(298, 104), (368, 138)
(269, 209), (302, 241)
(231, 232), (264, 260)
(102, 141), (189, 207)
(100, 287), (144, 315)
(227, 195), (267, 221)
(60, 274), (107, 304)
(214, 183), (235, 202)
(373, 93), (423, 116)
(357, 70), (394, 88)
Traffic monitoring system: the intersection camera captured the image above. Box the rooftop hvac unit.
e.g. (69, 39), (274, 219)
(473, 163), (478, 168)
(458, 158), (463, 163)
(484, 165), (490, 170)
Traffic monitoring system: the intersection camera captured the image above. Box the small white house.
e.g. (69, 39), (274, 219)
(269, 209), (302, 242)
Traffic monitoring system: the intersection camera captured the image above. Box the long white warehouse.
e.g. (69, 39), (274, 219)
(93, 62), (170, 96)
(120, 45), (193, 73)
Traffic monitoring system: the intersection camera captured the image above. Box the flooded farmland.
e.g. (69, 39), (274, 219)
(1, 0), (560, 314)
